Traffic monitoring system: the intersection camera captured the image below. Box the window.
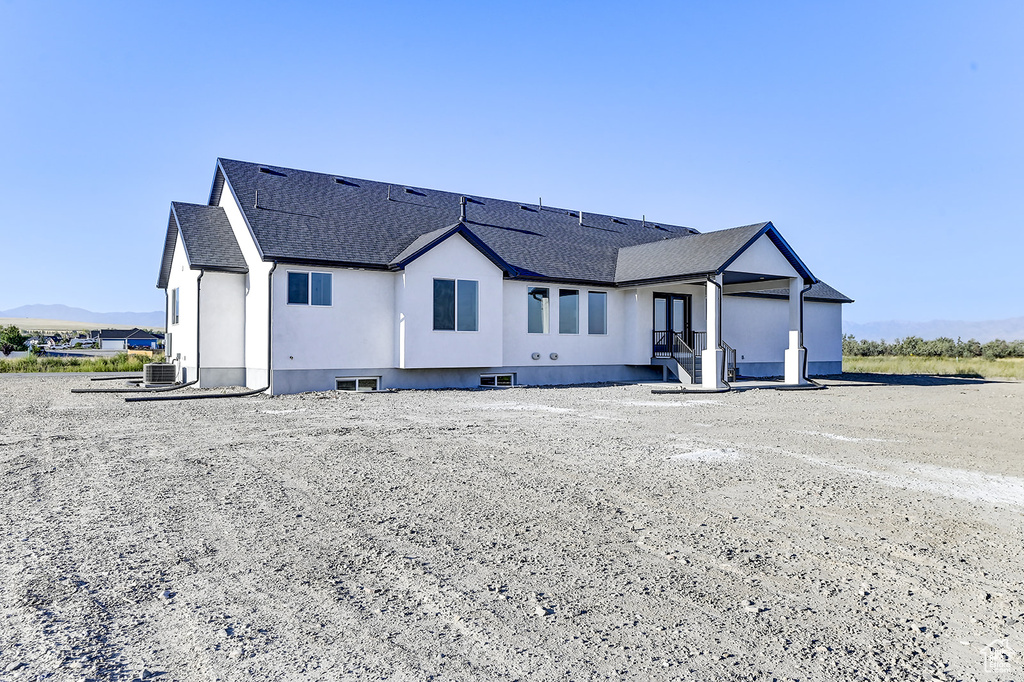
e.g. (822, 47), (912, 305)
(480, 373), (515, 387)
(588, 291), (607, 334)
(311, 273), (332, 306)
(528, 287), (549, 333)
(559, 289), (579, 334)
(288, 272), (332, 306)
(171, 288), (180, 324)
(336, 377), (380, 391)
(433, 279), (478, 331)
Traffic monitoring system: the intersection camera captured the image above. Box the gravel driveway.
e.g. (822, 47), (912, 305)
(1, 374), (1022, 681)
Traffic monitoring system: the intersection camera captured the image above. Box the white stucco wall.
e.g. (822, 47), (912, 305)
(273, 266), (395, 371)
(726, 234), (800, 279)
(165, 233), (200, 382)
(199, 271), (246, 373)
(804, 300), (843, 363)
(217, 177), (274, 388)
(501, 281), (623, 367)
(398, 234), (503, 368)
(722, 295), (842, 364)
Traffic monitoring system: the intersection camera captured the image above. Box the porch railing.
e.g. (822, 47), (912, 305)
(652, 331), (697, 382)
(655, 330), (737, 383)
(692, 331), (707, 354)
(723, 341), (738, 382)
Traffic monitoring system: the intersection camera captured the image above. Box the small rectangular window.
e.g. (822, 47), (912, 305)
(588, 291), (607, 334)
(433, 279), (456, 330)
(171, 288), (180, 324)
(528, 287), (549, 333)
(311, 273), (332, 306)
(480, 373), (514, 387)
(559, 289), (579, 334)
(288, 272), (309, 304)
(336, 377), (380, 391)
(456, 279), (478, 331)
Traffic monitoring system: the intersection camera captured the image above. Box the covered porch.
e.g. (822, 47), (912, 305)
(615, 221), (817, 390)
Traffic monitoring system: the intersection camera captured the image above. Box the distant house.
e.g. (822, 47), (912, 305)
(157, 158), (852, 394)
(95, 328), (160, 350)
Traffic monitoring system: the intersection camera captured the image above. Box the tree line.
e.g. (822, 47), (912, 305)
(843, 334), (1024, 359)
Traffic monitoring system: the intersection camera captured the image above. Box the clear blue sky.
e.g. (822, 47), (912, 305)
(1, 1), (1021, 323)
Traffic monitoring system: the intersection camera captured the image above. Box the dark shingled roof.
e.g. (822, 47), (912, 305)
(213, 158), (699, 283)
(729, 281), (854, 304)
(96, 328), (159, 340)
(155, 158), (850, 302)
(615, 222), (770, 283)
(157, 202), (247, 288)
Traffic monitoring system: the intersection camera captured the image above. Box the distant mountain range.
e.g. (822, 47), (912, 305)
(0, 304), (164, 329)
(844, 317), (1024, 343)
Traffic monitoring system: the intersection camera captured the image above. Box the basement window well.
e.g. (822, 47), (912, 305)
(336, 377), (380, 392)
(480, 374), (514, 387)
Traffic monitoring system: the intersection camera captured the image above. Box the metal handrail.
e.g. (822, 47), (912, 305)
(722, 341), (738, 381)
(652, 331), (697, 382)
(692, 331), (707, 354)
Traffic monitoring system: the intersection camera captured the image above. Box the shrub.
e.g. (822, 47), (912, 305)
(0, 325), (27, 352)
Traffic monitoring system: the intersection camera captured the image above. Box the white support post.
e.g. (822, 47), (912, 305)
(784, 277), (809, 385)
(702, 275), (726, 389)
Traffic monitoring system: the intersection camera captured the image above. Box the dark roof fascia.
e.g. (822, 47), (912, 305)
(208, 161), (226, 206)
(168, 203), (195, 266)
(716, 222), (817, 284)
(157, 208), (186, 290)
(157, 211), (175, 289)
(213, 158), (266, 261)
(274, 257), (392, 272)
(727, 291), (854, 304)
(613, 272), (718, 288)
(389, 223), (518, 277)
(505, 273), (621, 288)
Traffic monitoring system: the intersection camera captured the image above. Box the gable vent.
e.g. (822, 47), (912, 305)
(258, 167), (286, 177)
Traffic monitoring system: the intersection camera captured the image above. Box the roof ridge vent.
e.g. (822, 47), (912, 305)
(258, 166), (286, 177)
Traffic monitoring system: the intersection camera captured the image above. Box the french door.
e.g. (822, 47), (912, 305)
(653, 293), (691, 354)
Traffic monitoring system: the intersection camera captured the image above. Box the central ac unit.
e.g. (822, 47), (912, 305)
(144, 363), (177, 385)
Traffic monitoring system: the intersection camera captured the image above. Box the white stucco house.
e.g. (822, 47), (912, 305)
(157, 159), (851, 394)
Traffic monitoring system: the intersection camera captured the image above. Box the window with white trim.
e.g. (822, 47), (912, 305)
(336, 377), (380, 391)
(559, 289), (579, 334)
(288, 271), (332, 306)
(588, 291), (607, 334)
(433, 279), (478, 331)
(528, 287), (549, 333)
(171, 287), (180, 324)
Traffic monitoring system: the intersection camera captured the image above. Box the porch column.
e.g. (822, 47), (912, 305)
(784, 277), (809, 385)
(702, 275), (726, 389)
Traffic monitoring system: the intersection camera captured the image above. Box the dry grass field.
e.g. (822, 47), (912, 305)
(1, 374), (1022, 681)
(843, 355), (1024, 380)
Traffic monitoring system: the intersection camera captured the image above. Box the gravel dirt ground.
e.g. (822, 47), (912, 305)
(1, 374), (1022, 682)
